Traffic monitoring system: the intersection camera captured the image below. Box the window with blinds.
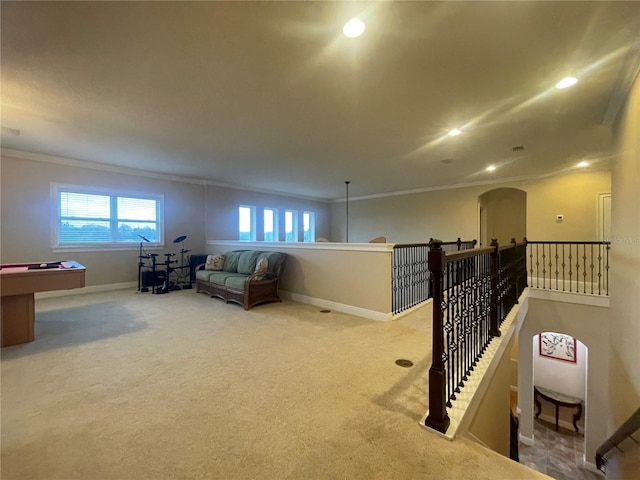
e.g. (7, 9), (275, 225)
(53, 184), (162, 247)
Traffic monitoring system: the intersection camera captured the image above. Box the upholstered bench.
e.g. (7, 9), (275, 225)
(195, 250), (287, 310)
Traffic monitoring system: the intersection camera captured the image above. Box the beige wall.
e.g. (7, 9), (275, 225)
(330, 171), (610, 244)
(1, 154), (331, 288)
(205, 241), (393, 318)
(466, 332), (518, 456)
(204, 185), (330, 242)
(609, 72), (640, 434)
(0, 155), (206, 286)
(479, 187), (527, 246)
(524, 172), (611, 241)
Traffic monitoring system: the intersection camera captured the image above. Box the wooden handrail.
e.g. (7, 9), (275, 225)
(596, 407), (640, 472)
(526, 240), (611, 245)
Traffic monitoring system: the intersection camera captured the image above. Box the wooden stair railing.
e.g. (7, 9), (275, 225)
(595, 407), (640, 472)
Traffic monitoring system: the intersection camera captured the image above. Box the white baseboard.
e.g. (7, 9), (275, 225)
(392, 298), (432, 320)
(34, 284), (393, 322)
(36, 282), (137, 299)
(528, 281), (610, 307)
(279, 290), (392, 322)
(537, 413), (582, 433)
(519, 433), (535, 446)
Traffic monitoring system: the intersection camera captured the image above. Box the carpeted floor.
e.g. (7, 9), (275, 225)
(1, 289), (550, 479)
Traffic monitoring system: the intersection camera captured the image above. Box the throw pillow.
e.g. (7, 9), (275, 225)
(251, 257), (268, 281)
(205, 254), (225, 271)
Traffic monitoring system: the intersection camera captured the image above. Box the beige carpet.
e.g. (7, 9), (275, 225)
(1, 289), (549, 479)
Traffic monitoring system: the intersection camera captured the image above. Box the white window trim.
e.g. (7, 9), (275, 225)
(263, 207), (278, 242)
(285, 209), (298, 242)
(303, 211), (315, 242)
(51, 182), (165, 252)
(239, 204), (256, 242)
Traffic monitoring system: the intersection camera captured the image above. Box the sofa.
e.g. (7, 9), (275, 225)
(195, 250), (288, 310)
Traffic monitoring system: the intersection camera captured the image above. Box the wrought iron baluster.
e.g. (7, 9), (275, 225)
(568, 244), (574, 292)
(590, 244), (595, 294)
(562, 244), (566, 292)
(554, 243), (559, 290)
(606, 243), (610, 296)
(582, 244), (588, 294)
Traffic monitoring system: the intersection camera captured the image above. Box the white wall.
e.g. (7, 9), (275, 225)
(533, 334), (586, 400)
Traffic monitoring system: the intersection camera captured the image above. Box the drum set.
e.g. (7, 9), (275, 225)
(137, 234), (192, 294)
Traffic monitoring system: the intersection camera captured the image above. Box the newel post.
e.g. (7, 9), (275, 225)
(490, 238), (501, 337)
(425, 239), (451, 433)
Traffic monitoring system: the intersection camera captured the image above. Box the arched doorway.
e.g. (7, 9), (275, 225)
(478, 188), (527, 247)
(519, 331), (589, 477)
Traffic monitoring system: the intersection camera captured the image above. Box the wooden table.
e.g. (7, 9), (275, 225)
(534, 385), (583, 432)
(1, 261), (86, 347)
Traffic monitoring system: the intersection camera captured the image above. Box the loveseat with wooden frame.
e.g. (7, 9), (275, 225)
(195, 250), (287, 310)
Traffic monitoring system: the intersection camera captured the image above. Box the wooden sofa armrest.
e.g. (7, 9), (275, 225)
(195, 263), (206, 271)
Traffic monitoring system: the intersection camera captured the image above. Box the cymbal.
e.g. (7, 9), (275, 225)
(173, 235), (187, 243)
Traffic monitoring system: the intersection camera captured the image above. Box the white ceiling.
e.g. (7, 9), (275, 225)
(1, 1), (639, 201)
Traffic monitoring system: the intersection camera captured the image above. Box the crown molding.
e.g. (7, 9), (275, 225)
(2, 148), (609, 205)
(1, 148), (329, 203)
(330, 170), (592, 203)
(1, 148), (207, 185)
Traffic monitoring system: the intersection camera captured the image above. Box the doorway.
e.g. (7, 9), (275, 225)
(478, 188), (527, 247)
(519, 332), (590, 478)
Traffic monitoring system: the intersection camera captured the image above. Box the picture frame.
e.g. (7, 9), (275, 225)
(539, 332), (576, 363)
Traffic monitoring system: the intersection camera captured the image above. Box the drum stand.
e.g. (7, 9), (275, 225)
(171, 235), (192, 289)
(136, 234), (191, 294)
(155, 253), (177, 294)
(137, 238), (151, 292)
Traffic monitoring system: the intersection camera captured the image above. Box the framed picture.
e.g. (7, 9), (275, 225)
(539, 332), (576, 363)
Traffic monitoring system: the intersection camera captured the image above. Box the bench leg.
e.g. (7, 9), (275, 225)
(573, 404), (582, 432)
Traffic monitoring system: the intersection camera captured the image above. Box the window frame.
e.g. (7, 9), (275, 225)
(263, 207), (278, 242)
(303, 211), (315, 242)
(239, 204), (256, 241)
(284, 209), (298, 242)
(51, 183), (164, 252)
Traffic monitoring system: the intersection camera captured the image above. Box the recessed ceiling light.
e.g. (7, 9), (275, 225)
(577, 161), (589, 168)
(555, 77), (578, 89)
(486, 165), (497, 172)
(343, 18), (365, 38)
(448, 128), (462, 136)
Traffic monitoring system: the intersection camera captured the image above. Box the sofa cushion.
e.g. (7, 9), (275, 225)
(237, 250), (261, 274)
(195, 270), (215, 282)
(207, 271), (247, 286)
(222, 251), (243, 272)
(224, 275), (247, 291)
(256, 252), (286, 274)
(205, 254), (225, 271)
